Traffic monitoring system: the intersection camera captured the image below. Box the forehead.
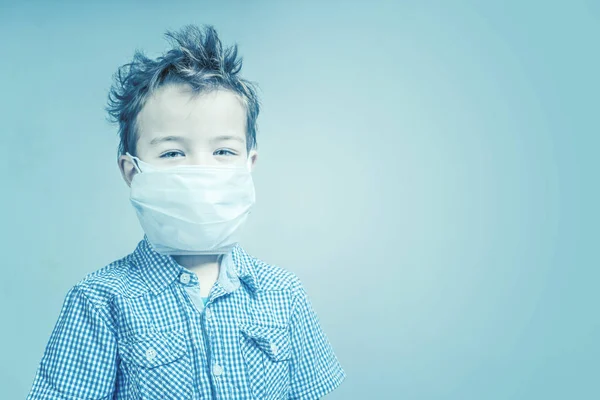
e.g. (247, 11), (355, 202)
(136, 84), (247, 141)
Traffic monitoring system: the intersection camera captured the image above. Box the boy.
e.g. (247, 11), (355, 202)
(28, 25), (345, 400)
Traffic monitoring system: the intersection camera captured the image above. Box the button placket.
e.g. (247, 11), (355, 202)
(212, 363), (224, 377)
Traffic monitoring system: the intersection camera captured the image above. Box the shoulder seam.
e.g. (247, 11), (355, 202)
(71, 284), (117, 337)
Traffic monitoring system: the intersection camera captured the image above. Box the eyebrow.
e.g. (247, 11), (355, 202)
(211, 135), (245, 144)
(149, 135), (187, 145)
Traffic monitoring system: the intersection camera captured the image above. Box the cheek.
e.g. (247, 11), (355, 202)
(215, 155), (246, 166)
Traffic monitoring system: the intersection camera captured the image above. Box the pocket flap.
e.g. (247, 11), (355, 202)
(119, 330), (187, 368)
(240, 324), (291, 361)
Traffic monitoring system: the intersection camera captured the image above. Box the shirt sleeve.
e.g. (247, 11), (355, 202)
(27, 285), (118, 400)
(288, 283), (346, 400)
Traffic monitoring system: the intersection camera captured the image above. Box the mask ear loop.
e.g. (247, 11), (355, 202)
(125, 152), (142, 173)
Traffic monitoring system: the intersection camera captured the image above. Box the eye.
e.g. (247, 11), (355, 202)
(214, 149), (238, 156)
(160, 151), (185, 158)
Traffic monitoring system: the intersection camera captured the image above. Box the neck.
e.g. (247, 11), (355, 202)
(172, 254), (221, 283)
(173, 254), (220, 269)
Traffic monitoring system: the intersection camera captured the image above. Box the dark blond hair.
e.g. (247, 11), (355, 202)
(106, 24), (260, 157)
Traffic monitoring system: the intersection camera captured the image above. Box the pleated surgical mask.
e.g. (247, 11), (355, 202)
(126, 153), (255, 255)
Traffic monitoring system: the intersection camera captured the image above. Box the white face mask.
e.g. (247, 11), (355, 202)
(126, 153), (255, 255)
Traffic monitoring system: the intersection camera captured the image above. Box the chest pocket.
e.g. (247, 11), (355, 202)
(240, 324), (291, 400)
(119, 329), (193, 400)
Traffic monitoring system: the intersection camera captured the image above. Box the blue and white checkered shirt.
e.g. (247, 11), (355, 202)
(27, 237), (345, 399)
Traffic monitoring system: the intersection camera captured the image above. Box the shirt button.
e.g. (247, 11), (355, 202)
(212, 363), (224, 377)
(179, 273), (191, 284)
(270, 342), (279, 356)
(145, 348), (157, 361)
(205, 308), (212, 319)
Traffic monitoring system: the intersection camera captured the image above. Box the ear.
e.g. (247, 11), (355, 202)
(118, 154), (138, 188)
(248, 149), (258, 172)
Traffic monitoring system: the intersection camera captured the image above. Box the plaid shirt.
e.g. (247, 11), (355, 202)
(28, 237), (345, 399)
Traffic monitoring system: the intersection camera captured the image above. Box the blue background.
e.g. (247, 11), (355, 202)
(1, 0), (598, 398)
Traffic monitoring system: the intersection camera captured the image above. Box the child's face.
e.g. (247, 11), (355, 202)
(119, 83), (257, 186)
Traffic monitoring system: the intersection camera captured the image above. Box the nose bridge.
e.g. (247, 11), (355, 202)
(187, 149), (218, 166)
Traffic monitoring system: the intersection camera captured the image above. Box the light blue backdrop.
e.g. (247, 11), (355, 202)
(1, 0), (598, 398)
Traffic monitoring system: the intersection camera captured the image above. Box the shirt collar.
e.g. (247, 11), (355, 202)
(132, 235), (260, 295)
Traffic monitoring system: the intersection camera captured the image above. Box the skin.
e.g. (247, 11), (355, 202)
(118, 83), (258, 297)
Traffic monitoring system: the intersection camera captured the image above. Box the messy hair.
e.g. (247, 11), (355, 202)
(106, 24), (260, 157)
